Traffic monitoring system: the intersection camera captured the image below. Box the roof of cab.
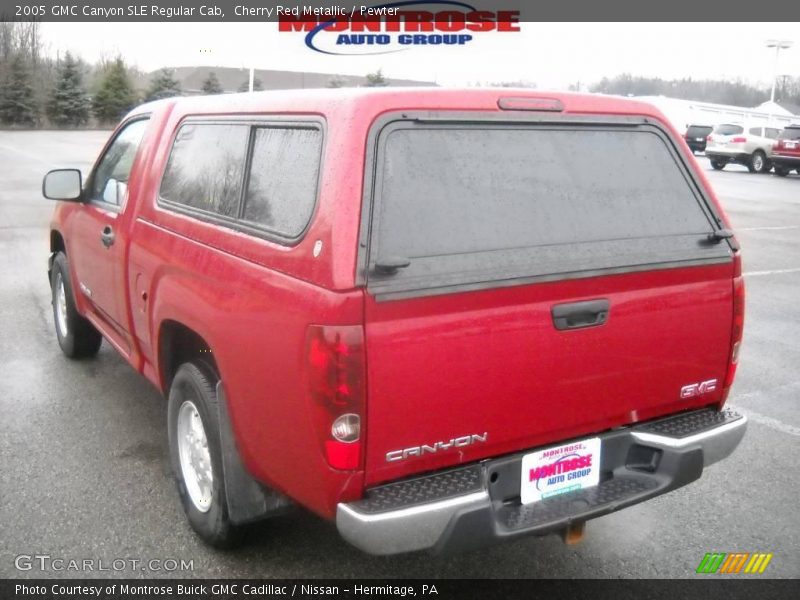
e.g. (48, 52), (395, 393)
(127, 87), (670, 123)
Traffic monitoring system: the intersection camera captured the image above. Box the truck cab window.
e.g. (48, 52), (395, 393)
(159, 123), (249, 218)
(90, 118), (149, 206)
(242, 126), (322, 238)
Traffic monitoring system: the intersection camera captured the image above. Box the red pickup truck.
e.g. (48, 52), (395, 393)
(43, 89), (746, 555)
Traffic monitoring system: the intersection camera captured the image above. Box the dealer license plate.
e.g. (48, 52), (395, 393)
(785, 141), (796, 149)
(520, 437), (602, 504)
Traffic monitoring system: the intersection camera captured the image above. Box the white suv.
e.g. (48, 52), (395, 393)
(705, 124), (780, 173)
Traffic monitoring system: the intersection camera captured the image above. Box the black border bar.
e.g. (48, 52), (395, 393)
(4, 1), (800, 22)
(3, 579), (800, 600)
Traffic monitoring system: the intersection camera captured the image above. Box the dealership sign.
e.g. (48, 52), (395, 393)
(278, 1), (520, 55)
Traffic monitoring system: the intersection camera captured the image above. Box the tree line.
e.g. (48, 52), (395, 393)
(0, 22), (391, 128)
(8, 21), (795, 128)
(1, 22), (166, 127)
(589, 74), (800, 108)
(0, 50), (182, 127)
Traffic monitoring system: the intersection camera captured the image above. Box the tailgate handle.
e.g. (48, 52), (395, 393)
(707, 228), (734, 242)
(551, 299), (610, 331)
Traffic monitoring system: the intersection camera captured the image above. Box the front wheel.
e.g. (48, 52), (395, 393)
(50, 252), (102, 358)
(168, 362), (241, 547)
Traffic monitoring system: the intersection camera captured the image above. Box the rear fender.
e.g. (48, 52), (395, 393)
(216, 381), (292, 524)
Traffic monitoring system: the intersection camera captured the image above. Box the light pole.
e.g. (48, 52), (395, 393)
(766, 39), (793, 104)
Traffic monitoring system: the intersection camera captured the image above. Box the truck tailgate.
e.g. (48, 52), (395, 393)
(363, 263), (733, 485)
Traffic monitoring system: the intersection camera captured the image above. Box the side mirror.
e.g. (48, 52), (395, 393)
(42, 169), (82, 201)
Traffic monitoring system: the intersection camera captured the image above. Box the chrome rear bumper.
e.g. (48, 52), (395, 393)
(337, 409), (747, 555)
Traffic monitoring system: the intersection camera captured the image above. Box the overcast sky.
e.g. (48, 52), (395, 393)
(40, 22), (798, 89)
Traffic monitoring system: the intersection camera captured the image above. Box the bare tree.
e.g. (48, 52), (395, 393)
(0, 21), (41, 63)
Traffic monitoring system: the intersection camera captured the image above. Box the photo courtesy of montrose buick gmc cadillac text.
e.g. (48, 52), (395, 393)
(41, 89), (747, 554)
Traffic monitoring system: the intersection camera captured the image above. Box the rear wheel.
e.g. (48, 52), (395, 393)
(710, 159), (726, 171)
(50, 252), (102, 358)
(168, 362), (241, 547)
(774, 165), (789, 177)
(749, 150), (769, 174)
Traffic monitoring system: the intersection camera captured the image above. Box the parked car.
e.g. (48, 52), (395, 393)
(705, 123), (780, 173)
(683, 124), (713, 153)
(41, 89), (746, 555)
(772, 125), (800, 176)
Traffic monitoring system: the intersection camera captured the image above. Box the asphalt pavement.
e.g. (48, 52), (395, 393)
(0, 131), (798, 578)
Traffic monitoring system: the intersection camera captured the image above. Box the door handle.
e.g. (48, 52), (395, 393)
(551, 299), (610, 331)
(100, 225), (115, 248)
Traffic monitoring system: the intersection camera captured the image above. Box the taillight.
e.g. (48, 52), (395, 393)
(731, 136), (747, 143)
(306, 325), (365, 470)
(721, 253), (745, 403)
(706, 135), (713, 141)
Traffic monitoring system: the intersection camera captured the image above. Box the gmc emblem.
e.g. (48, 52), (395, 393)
(680, 379), (718, 399)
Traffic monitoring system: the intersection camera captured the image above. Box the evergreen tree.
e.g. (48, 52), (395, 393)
(0, 54), (38, 126)
(201, 71), (223, 94)
(46, 52), (90, 126)
(364, 69), (388, 87)
(146, 68), (181, 101)
(92, 58), (137, 125)
(237, 77), (263, 92)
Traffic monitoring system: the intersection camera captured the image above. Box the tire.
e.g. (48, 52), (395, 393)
(50, 252), (102, 358)
(710, 159), (726, 171)
(749, 150), (769, 174)
(774, 165), (789, 177)
(168, 362), (241, 548)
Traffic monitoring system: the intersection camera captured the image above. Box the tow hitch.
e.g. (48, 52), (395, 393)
(561, 521), (586, 545)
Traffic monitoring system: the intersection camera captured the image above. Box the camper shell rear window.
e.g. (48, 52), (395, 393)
(363, 115), (731, 298)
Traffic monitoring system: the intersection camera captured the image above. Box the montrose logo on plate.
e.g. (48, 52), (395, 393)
(520, 437), (602, 505)
(277, 1), (521, 55)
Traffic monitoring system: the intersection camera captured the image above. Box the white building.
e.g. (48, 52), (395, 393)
(635, 95), (799, 132)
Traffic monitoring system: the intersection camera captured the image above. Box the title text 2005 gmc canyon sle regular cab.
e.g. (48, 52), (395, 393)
(42, 89), (746, 554)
